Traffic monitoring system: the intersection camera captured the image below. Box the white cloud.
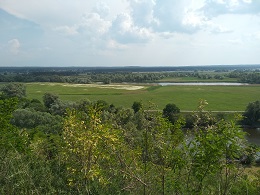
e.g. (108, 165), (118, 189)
(183, 12), (204, 27)
(124, 0), (206, 35)
(127, 0), (158, 27)
(54, 26), (78, 35)
(228, 38), (243, 44)
(253, 31), (260, 40)
(110, 13), (153, 44)
(158, 32), (176, 39)
(106, 39), (128, 50)
(152, 0), (192, 33)
(0, 0), (95, 26)
(202, 0), (260, 17)
(78, 13), (111, 36)
(0, 0), (127, 28)
(53, 11), (111, 50)
(126, 0), (231, 35)
(182, 11), (207, 32)
(93, 2), (110, 18)
(207, 22), (233, 33)
(8, 39), (20, 54)
(181, 10), (232, 34)
(245, 31), (260, 42)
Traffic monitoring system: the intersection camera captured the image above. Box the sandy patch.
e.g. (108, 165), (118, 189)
(98, 85), (144, 90)
(37, 83), (145, 90)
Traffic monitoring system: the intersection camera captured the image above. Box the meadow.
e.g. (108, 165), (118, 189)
(25, 82), (260, 111)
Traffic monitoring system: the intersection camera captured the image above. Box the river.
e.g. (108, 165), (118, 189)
(244, 128), (260, 146)
(159, 82), (248, 86)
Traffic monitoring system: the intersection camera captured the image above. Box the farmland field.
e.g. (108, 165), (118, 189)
(23, 82), (260, 111)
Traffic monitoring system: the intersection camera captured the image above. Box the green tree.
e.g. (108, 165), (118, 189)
(162, 103), (180, 124)
(129, 103), (187, 194)
(0, 83), (26, 99)
(0, 98), (26, 153)
(43, 93), (59, 109)
(132, 101), (142, 113)
(49, 100), (75, 116)
(243, 100), (260, 125)
(186, 100), (247, 194)
(12, 109), (63, 134)
(61, 105), (125, 194)
(23, 98), (46, 112)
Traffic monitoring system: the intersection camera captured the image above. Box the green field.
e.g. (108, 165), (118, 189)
(22, 82), (260, 111)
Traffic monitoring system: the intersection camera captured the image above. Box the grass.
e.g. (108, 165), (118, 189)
(22, 82), (260, 111)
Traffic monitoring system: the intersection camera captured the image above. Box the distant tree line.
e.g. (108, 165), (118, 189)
(0, 71), (199, 83)
(1, 67), (260, 84)
(0, 64), (259, 74)
(228, 71), (260, 84)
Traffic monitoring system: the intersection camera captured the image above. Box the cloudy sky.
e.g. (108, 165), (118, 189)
(0, 0), (260, 67)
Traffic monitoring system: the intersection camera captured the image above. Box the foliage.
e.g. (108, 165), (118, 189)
(0, 94), (259, 194)
(0, 98), (27, 153)
(1, 66), (260, 86)
(0, 83), (26, 99)
(43, 92), (59, 109)
(136, 107), (186, 194)
(11, 108), (63, 134)
(132, 101), (142, 113)
(22, 98), (46, 112)
(0, 131), (67, 194)
(237, 72), (260, 84)
(61, 105), (125, 194)
(243, 100), (260, 126)
(186, 100), (247, 194)
(162, 103), (180, 124)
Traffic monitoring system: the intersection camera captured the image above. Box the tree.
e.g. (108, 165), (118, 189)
(30, 99), (46, 111)
(95, 100), (110, 111)
(132, 101), (142, 113)
(243, 100), (260, 125)
(12, 109), (63, 134)
(129, 102), (190, 194)
(186, 100), (247, 194)
(0, 83), (26, 99)
(43, 93), (59, 109)
(0, 98), (26, 153)
(162, 103), (180, 124)
(62, 105), (124, 193)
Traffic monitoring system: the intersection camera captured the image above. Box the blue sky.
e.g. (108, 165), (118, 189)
(0, 0), (260, 67)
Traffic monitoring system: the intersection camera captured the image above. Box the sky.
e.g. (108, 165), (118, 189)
(0, 0), (260, 67)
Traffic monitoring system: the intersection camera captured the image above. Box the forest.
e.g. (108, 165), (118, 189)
(0, 65), (260, 84)
(0, 81), (260, 194)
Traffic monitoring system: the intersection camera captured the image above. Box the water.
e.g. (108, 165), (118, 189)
(244, 128), (260, 146)
(159, 82), (248, 86)
(184, 128), (260, 146)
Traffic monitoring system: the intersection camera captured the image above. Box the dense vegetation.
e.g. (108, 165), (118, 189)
(0, 83), (259, 194)
(0, 65), (260, 84)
